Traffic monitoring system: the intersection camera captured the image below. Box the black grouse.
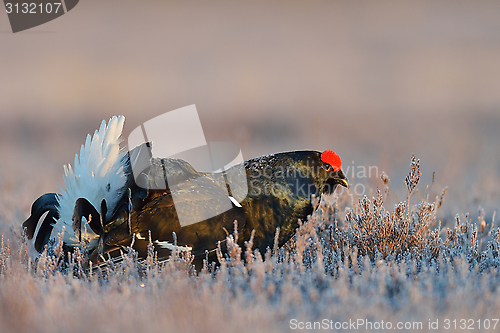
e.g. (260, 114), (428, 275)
(23, 116), (348, 265)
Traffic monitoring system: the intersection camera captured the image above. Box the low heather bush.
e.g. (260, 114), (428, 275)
(0, 156), (499, 333)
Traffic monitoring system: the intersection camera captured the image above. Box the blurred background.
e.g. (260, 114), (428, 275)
(2, 0), (500, 233)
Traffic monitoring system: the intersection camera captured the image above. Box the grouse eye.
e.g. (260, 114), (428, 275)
(322, 163), (332, 171)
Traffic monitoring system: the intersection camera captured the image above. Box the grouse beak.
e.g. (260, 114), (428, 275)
(337, 177), (349, 189)
(334, 169), (349, 189)
(323, 169), (349, 194)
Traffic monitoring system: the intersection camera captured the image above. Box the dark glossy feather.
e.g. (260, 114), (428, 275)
(24, 149), (348, 265)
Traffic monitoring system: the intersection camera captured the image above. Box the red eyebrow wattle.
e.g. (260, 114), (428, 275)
(321, 150), (342, 171)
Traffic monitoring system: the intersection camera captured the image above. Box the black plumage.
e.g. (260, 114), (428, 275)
(24, 148), (348, 266)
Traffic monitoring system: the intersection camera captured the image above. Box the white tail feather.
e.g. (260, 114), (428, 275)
(154, 240), (192, 252)
(55, 116), (128, 247)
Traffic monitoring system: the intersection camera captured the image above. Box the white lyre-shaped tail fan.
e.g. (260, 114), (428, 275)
(55, 116), (128, 247)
